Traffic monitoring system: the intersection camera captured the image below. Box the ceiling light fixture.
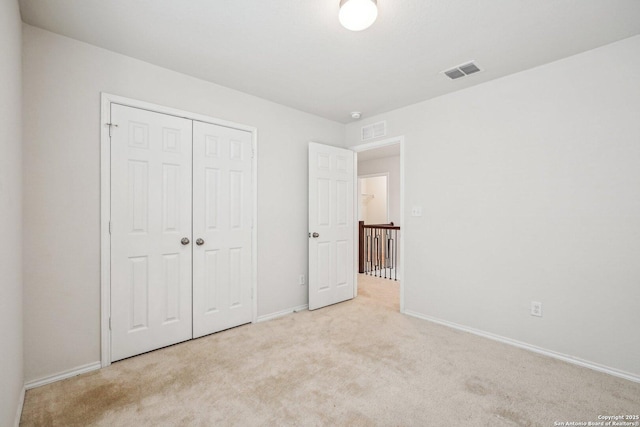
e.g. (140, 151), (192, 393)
(339, 0), (378, 31)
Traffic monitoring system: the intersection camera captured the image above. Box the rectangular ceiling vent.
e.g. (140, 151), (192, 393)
(443, 61), (482, 80)
(361, 121), (386, 141)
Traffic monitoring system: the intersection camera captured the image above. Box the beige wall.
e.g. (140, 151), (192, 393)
(0, 0), (23, 424)
(22, 25), (345, 383)
(358, 155), (401, 226)
(347, 36), (640, 378)
(359, 176), (388, 224)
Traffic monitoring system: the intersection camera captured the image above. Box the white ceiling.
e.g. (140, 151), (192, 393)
(19, 0), (640, 123)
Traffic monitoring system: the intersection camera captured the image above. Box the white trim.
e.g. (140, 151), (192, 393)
(255, 304), (309, 323)
(100, 92), (258, 367)
(252, 130), (258, 323)
(351, 137), (404, 153)
(101, 93), (257, 133)
(400, 139), (404, 312)
(351, 136), (405, 312)
(358, 173), (390, 178)
(353, 152), (358, 297)
(14, 386), (25, 427)
(100, 94), (111, 368)
(404, 310), (640, 384)
(24, 362), (102, 390)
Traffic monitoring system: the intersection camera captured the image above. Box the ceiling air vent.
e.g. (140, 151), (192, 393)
(361, 121), (387, 141)
(444, 68), (465, 80)
(443, 61), (482, 80)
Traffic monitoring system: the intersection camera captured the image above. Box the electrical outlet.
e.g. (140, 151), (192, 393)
(531, 301), (542, 317)
(411, 206), (422, 217)
(299, 274), (305, 285)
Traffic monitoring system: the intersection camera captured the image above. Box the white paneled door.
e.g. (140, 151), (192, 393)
(192, 121), (253, 338)
(110, 105), (193, 361)
(110, 104), (254, 361)
(308, 142), (355, 310)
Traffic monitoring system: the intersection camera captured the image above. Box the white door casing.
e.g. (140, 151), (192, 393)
(308, 142), (356, 310)
(110, 104), (193, 361)
(192, 121), (253, 338)
(350, 137), (405, 305)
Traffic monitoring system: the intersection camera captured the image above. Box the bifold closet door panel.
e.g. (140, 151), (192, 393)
(110, 104), (193, 361)
(192, 121), (253, 338)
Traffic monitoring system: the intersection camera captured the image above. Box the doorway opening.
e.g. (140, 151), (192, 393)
(353, 137), (404, 312)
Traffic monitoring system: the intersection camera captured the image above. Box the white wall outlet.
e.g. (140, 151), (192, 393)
(411, 206), (423, 217)
(299, 274), (305, 285)
(531, 301), (542, 317)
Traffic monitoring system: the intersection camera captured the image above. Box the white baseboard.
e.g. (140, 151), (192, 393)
(14, 386), (25, 427)
(403, 309), (640, 384)
(25, 361), (102, 390)
(256, 304), (309, 323)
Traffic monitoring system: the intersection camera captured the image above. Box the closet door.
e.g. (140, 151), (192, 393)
(192, 121), (253, 338)
(110, 104), (193, 361)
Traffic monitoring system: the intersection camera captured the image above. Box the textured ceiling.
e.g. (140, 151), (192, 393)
(19, 0), (640, 123)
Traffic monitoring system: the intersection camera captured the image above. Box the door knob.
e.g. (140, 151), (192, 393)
(196, 238), (205, 246)
(312, 232), (319, 238)
(181, 237), (190, 245)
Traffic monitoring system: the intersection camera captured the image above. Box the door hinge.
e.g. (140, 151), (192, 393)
(106, 123), (118, 138)
(109, 221), (112, 234)
(251, 148), (255, 159)
(109, 317), (111, 330)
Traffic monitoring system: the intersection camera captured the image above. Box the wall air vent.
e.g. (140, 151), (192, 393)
(443, 61), (482, 80)
(361, 121), (387, 141)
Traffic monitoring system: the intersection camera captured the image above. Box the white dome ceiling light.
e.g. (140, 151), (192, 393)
(339, 0), (378, 32)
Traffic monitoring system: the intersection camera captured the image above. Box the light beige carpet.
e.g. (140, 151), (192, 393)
(21, 275), (640, 426)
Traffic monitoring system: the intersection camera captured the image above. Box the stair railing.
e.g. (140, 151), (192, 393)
(358, 221), (400, 280)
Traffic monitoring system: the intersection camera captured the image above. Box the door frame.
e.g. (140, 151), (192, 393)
(351, 136), (405, 313)
(100, 93), (258, 367)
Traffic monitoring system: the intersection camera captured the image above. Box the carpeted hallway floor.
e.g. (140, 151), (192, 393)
(21, 275), (640, 426)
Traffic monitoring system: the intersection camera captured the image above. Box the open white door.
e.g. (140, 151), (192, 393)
(308, 142), (355, 310)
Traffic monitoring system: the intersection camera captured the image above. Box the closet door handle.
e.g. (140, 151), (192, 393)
(181, 237), (190, 245)
(196, 238), (205, 246)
